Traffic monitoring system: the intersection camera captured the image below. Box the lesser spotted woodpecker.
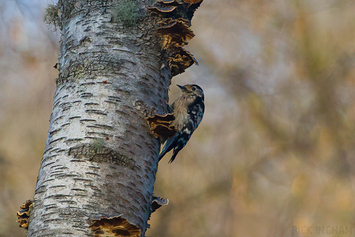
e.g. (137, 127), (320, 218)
(159, 84), (205, 163)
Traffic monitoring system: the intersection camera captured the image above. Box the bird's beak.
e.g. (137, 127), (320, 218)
(177, 84), (187, 91)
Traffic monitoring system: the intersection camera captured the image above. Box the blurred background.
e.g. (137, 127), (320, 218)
(1, 0), (355, 236)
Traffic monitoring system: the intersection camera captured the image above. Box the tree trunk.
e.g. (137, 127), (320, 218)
(27, 0), (170, 236)
(27, 0), (202, 236)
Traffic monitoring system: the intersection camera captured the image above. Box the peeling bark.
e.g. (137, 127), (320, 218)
(28, 0), (170, 236)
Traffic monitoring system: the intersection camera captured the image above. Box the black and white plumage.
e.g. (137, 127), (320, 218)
(159, 84), (205, 163)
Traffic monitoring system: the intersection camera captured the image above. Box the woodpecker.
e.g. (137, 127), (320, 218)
(159, 84), (205, 163)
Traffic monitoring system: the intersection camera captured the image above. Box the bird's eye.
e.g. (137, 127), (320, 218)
(192, 86), (196, 91)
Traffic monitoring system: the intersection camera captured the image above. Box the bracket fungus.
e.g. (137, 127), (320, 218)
(168, 47), (198, 76)
(147, 5), (177, 15)
(151, 195), (169, 213)
(90, 216), (141, 237)
(148, 0), (203, 76)
(147, 113), (176, 143)
(17, 199), (33, 229)
(157, 18), (194, 49)
(157, 0), (181, 5)
(183, 0), (203, 3)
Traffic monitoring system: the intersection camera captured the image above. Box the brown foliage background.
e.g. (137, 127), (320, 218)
(1, 0), (355, 236)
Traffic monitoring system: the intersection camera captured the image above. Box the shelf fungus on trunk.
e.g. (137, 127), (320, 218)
(151, 195), (169, 213)
(168, 47), (198, 76)
(148, 0), (203, 76)
(147, 113), (177, 143)
(17, 199), (33, 229)
(89, 215), (141, 237)
(157, 18), (194, 48)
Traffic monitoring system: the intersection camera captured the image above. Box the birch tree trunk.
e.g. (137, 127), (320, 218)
(27, 0), (170, 236)
(27, 0), (202, 235)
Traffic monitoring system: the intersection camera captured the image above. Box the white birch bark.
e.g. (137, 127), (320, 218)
(27, 0), (170, 236)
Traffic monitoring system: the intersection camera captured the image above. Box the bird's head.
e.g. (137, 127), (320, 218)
(177, 84), (204, 100)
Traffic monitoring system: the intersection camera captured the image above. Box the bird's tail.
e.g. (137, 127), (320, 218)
(168, 151), (178, 164)
(158, 135), (176, 161)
